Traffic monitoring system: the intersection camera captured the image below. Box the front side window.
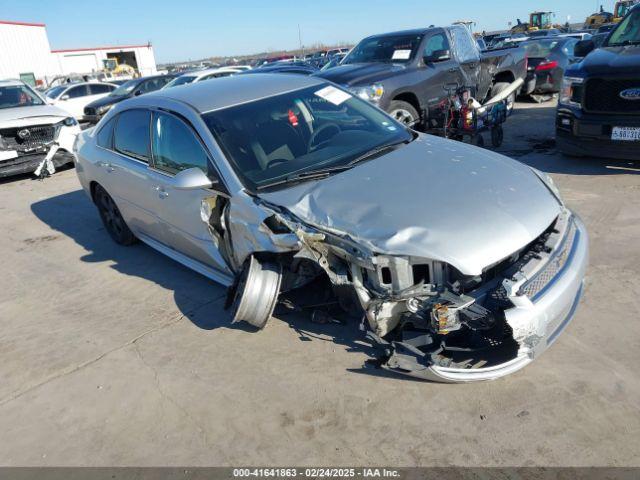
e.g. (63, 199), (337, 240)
(0, 84), (44, 109)
(152, 112), (210, 175)
(113, 110), (151, 162)
(202, 84), (413, 191)
(343, 34), (424, 64)
(608, 10), (640, 46)
(109, 80), (138, 97)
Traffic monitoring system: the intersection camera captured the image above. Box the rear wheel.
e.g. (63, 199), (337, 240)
(94, 185), (137, 245)
(388, 100), (420, 128)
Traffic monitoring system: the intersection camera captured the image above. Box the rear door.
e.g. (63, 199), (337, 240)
(100, 109), (163, 240)
(59, 84), (90, 118)
(147, 110), (231, 274)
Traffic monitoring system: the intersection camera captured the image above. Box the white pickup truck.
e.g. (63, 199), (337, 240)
(0, 80), (80, 178)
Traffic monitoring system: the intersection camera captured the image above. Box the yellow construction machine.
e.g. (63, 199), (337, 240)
(614, 0), (640, 22)
(584, 6), (614, 29)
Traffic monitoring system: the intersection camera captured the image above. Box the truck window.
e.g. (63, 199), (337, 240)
(451, 26), (480, 63)
(423, 33), (450, 57)
(608, 9), (640, 46)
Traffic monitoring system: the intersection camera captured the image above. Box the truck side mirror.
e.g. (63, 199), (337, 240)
(574, 39), (595, 57)
(423, 49), (451, 64)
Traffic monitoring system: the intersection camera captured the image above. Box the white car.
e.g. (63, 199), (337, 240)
(0, 80), (81, 178)
(162, 67), (247, 89)
(44, 82), (117, 121)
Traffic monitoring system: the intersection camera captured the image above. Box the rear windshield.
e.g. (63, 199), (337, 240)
(343, 33), (424, 64)
(164, 76), (197, 88)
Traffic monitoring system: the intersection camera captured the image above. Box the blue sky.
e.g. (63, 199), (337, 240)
(4, 0), (606, 62)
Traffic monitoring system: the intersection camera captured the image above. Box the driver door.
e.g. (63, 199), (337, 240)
(147, 110), (231, 275)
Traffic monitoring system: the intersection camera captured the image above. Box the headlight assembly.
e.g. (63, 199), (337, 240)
(560, 77), (583, 107)
(350, 84), (384, 103)
(97, 104), (112, 115)
(63, 117), (78, 127)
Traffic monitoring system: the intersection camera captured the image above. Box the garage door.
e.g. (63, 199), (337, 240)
(60, 53), (99, 74)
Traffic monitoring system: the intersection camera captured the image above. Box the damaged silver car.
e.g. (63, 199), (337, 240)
(74, 74), (588, 382)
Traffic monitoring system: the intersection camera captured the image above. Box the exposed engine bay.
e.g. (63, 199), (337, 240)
(201, 193), (578, 382)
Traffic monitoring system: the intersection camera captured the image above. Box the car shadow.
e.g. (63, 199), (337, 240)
(30, 189), (414, 380)
(30, 189), (236, 331)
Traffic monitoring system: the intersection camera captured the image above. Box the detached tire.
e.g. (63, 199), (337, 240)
(94, 185), (137, 246)
(388, 100), (420, 128)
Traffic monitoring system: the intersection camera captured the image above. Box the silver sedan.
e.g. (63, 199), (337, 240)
(74, 74), (588, 382)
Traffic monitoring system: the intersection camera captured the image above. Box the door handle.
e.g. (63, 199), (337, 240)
(97, 161), (115, 172)
(153, 185), (169, 199)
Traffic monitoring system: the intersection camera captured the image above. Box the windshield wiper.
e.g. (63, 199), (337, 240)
(608, 40), (640, 46)
(256, 138), (412, 191)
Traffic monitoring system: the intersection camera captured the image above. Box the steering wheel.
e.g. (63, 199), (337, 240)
(265, 158), (289, 169)
(308, 123), (341, 151)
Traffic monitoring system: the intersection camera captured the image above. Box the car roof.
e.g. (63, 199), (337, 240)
(140, 73), (326, 113)
(180, 67), (242, 79)
(364, 27), (437, 39)
(0, 79), (26, 87)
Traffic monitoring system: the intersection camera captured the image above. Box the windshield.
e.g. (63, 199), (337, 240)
(164, 76), (197, 88)
(109, 79), (138, 97)
(522, 39), (560, 56)
(0, 84), (44, 109)
(343, 33), (424, 64)
(45, 86), (67, 99)
(202, 84), (413, 191)
(608, 10), (640, 45)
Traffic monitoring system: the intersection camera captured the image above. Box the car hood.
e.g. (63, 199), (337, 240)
(315, 62), (409, 87)
(259, 135), (562, 276)
(0, 105), (69, 128)
(575, 45), (640, 75)
(86, 94), (128, 109)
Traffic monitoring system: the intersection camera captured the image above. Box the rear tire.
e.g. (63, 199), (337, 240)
(94, 185), (137, 246)
(388, 100), (420, 128)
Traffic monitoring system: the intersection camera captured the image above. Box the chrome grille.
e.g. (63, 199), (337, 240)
(519, 220), (578, 300)
(0, 125), (57, 152)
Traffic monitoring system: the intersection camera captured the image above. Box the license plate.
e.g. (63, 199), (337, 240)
(0, 150), (18, 161)
(611, 127), (640, 142)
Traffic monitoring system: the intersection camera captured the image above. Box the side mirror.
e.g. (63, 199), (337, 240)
(423, 49), (451, 64)
(133, 90), (143, 96)
(574, 39), (595, 58)
(60, 94), (70, 101)
(171, 167), (213, 190)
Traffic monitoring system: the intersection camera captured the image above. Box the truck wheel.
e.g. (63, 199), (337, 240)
(388, 101), (420, 128)
(491, 82), (516, 112)
(94, 185), (137, 246)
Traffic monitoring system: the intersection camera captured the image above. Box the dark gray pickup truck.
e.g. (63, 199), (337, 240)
(316, 25), (528, 128)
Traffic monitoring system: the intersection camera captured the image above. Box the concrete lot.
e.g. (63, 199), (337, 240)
(0, 100), (639, 467)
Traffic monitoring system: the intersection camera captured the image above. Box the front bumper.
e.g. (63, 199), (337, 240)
(82, 114), (103, 125)
(0, 150), (75, 178)
(556, 105), (640, 160)
(404, 215), (589, 383)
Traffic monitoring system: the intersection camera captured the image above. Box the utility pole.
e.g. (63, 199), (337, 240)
(298, 24), (304, 57)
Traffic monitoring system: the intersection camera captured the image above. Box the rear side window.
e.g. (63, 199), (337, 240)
(89, 84), (114, 95)
(113, 110), (151, 162)
(67, 85), (88, 98)
(96, 118), (116, 149)
(423, 33), (450, 57)
(151, 112), (210, 174)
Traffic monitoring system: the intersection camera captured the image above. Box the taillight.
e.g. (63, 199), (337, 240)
(535, 60), (559, 72)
